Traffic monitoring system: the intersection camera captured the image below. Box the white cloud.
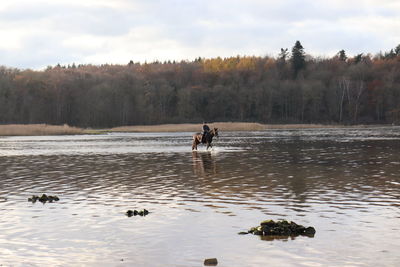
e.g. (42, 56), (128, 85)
(0, 28), (23, 50)
(0, 0), (399, 69)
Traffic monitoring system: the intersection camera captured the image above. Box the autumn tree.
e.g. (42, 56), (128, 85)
(0, 45), (399, 127)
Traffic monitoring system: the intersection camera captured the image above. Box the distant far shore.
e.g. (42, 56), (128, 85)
(0, 123), (396, 136)
(0, 124), (85, 136)
(109, 122), (355, 132)
(109, 122), (395, 132)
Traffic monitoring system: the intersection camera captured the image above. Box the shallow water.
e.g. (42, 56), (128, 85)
(0, 127), (399, 266)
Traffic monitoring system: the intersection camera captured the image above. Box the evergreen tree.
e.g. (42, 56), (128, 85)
(354, 53), (363, 64)
(338, 50), (347, 61)
(394, 44), (400, 56)
(278, 48), (289, 62)
(291, 41), (306, 77)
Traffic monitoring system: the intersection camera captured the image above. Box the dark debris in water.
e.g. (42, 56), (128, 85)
(126, 209), (149, 217)
(28, 194), (60, 203)
(241, 219), (315, 238)
(204, 258), (218, 266)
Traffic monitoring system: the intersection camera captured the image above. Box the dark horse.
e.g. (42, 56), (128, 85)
(192, 128), (218, 150)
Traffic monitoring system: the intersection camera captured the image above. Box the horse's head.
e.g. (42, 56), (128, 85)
(213, 128), (219, 137)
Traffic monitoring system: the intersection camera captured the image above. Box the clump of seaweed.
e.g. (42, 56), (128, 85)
(126, 209), (149, 217)
(240, 219), (315, 238)
(28, 194), (60, 203)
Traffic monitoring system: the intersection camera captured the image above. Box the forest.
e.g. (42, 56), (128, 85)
(0, 41), (399, 128)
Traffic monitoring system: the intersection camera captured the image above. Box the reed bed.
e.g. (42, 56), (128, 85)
(110, 122), (356, 132)
(0, 123), (373, 136)
(111, 123), (205, 132)
(263, 124), (343, 129)
(0, 124), (84, 136)
(111, 122), (266, 132)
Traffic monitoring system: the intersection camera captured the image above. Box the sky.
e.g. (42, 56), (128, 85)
(0, 0), (399, 69)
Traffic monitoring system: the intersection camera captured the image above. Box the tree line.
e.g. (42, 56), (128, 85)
(0, 41), (399, 128)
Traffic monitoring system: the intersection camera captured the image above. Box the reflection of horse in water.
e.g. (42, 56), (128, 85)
(192, 151), (217, 175)
(192, 128), (218, 150)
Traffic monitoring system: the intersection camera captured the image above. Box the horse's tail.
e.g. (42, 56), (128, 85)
(193, 133), (202, 142)
(192, 133), (202, 150)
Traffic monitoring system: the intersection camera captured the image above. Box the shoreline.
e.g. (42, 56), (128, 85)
(109, 122), (394, 132)
(109, 122), (267, 132)
(0, 124), (84, 136)
(0, 123), (396, 136)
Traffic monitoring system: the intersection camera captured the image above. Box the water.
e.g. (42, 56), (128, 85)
(0, 127), (399, 266)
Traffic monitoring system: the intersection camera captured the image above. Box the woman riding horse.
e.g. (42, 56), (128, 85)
(202, 122), (210, 143)
(192, 127), (218, 150)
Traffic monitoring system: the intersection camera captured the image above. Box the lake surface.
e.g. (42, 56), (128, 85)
(0, 127), (399, 266)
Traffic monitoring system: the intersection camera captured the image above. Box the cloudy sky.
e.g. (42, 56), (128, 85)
(1, 0), (399, 69)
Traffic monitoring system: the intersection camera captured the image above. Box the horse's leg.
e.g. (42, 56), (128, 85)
(192, 139), (197, 150)
(192, 137), (200, 150)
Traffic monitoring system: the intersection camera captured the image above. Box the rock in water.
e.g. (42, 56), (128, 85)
(126, 210), (134, 217)
(137, 209), (149, 216)
(28, 195), (39, 203)
(238, 231), (249, 235)
(245, 219), (315, 237)
(38, 194), (48, 203)
(29, 194), (59, 204)
(204, 258), (218, 266)
(126, 209), (149, 217)
(305, 226), (316, 236)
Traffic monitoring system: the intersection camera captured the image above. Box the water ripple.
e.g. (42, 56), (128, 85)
(0, 128), (399, 266)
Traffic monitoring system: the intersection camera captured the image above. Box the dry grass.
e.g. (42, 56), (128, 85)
(111, 123), (205, 132)
(0, 124), (84, 136)
(110, 122), (361, 133)
(111, 122), (266, 132)
(213, 122), (266, 131)
(0, 122), (372, 136)
(263, 124), (344, 129)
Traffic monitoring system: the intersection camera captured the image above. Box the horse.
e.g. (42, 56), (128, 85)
(192, 128), (218, 150)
